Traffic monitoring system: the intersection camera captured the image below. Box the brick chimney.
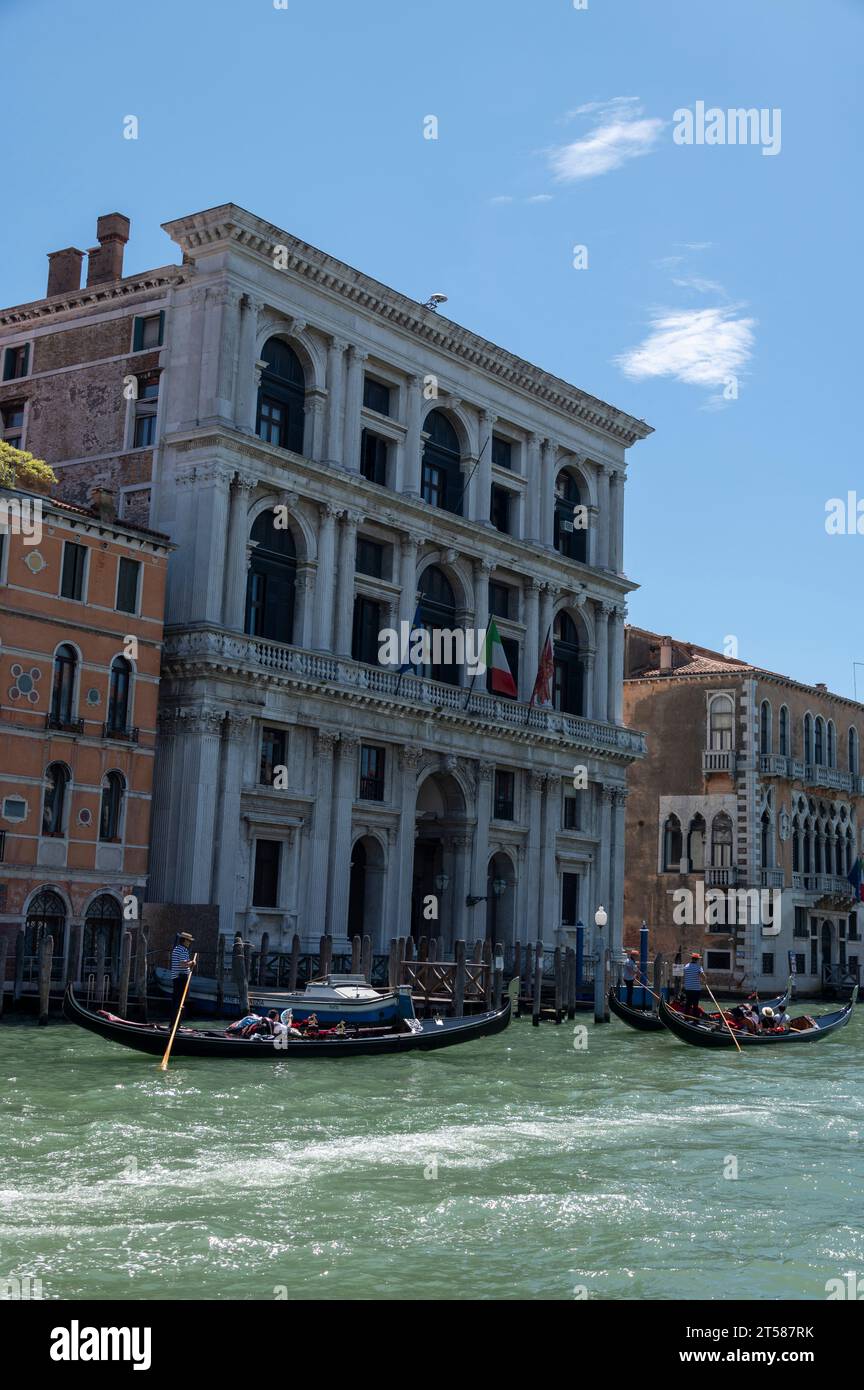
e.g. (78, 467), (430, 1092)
(47, 247), (84, 297)
(89, 485), (117, 522)
(659, 636), (674, 673)
(85, 213), (131, 287)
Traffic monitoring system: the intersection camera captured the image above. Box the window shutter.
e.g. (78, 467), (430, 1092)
(157, 311), (165, 346)
(133, 317), (144, 352)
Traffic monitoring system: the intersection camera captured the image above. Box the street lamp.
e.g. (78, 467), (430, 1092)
(594, 905), (608, 1023)
(434, 873), (450, 892)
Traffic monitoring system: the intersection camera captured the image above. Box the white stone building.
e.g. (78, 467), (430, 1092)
(95, 204), (650, 957)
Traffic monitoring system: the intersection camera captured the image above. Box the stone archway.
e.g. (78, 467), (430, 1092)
(347, 834), (387, 947)
(485, 850), (516, 948)
(413, 768), (471, 949)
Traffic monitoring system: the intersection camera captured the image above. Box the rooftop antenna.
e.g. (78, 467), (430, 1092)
(423, 293), (448, 311)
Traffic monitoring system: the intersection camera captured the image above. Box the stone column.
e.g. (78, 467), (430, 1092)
(199, 286), (242, 424)
(403, 375), (424, 497)
(541, 439), (557, 547)
(325, 337), (348, 465)
(175, 709), (225, 903)
(609, 469), (624, 573)
(473, 558), (491, 654)
(313, 503), (341, 651)
(597, 784), (613, 914)
(597, 465), (611, 569)
(234, 295), (261, 433)
(342, 347), (367, 472)
(214, 713), (252, 934)
(525, 771), (544, 939)
(539, 775), (559, 939)
(521, 577), (542, 702)
(303, 732), (338, 941)
(399, 533), (421, 624)
(183, 463), (232, 627)
(448, 833), (473, 949)
(581, 650), (595, 720)
(471, 762), (495, 905)
(222, 472), (257, 630)
(610, 604), (626, 724)
(525, 433), (541, 541)
(327, 737), (359, 940)
(594, 601), (610, 724)
(610, 788), (627, 955)
(395, 746), (424, 935)
(334, 509), (362, 656)
(475, 410), (495, 525)
(305, 390), (327, 463)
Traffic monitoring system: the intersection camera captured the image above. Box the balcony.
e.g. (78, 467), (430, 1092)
(102, 723), (139, 743)
(163, 626), (647, 758)
(705, 866), (738, 887)
(703, 749), (735, 774)
(45, 713), (84, 735)
(760, 867), (785, 888)
(792, 872), (854, 901)
(760, 754), (790, 777)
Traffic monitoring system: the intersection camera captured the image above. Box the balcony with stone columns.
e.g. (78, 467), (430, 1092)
(161, 625), (646, 762)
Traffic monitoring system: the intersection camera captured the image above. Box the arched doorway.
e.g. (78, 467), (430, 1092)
(84, 894), (123, 983)
(347, 836), (386, 946)
(245, 511), (297, 643)
(25, 889), (67, 978)
(413, 771), (469, 947)
(485, 851), (515, 947)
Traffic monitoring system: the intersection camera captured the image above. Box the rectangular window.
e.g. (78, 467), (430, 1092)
(259, 728), (287, 786)
(810, 936), (818, 975)
(133, 313), (164, 351)
(252, 839), (281, 907)
(2, 797), (27, 822)
(258, 397), (283, 445)
(133, 372), (159, 448)
(849, 955), (859, 978)
(360, 429), (388, 485)
(359, 745), (385, 801)
(563, 796), (579, 830)
(2, 343), (29, 381)
(421, 460), (446, 509)
(490, 485), (511, 534)
(491, 435), (512, 470)
(849, 913), (859, 941)
(562, 872), (580, 926)
(493, 770), (515, 820)
(60, 542), (87, 601)
(116, 557), (141, 614)
(705, 950), (732, 971)
(356, 537), (384, 579)
(488, 581), (511, 620)
(133, 414), (156, 448)
(363, 376), (391, 416)
(1, 403), (25, 449)
(352, 596), (382, 666)
(761, 953), (775, 976)
(794, 953), (807, 976)
(793, 906), (809, 939)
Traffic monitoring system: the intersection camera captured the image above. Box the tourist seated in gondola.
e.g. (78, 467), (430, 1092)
(773, 1004), (791, 1032)
(225, 1010), (265, 1037)
(760, 1005), (777, 1032)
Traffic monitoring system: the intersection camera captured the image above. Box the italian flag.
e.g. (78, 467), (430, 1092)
(485, 619), (517, 697)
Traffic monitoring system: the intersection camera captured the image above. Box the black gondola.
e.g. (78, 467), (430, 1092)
(62, 986), (511, 1059)
(658, 988), (857, 1049)
(608, 982), (791, 1034)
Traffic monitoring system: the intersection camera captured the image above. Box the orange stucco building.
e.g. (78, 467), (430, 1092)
(0, 482), (171, 986)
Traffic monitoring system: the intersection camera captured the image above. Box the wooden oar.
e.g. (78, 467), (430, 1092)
(701, 975), (743, 1055)
(159, 953), (198, 1071)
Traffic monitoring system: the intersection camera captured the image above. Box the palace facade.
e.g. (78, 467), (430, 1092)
(0, 207), (652, 957)
(623, 628), (862, 995)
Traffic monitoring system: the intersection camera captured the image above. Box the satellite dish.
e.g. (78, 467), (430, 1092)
(424, 293), (448, 310)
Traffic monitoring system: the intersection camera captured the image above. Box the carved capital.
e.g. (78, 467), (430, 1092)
(399, 745), (425, 770)
(528, 771), (546, 792)
(317, 731), (339, 755)
(224, 712), (253, 741)
(478, 761), (496, 782)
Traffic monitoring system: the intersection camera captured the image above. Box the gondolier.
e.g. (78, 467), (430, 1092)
(682, 952), (705, 1018)
(170, 932), (194, 1012)
(622, 950), (639, 1006)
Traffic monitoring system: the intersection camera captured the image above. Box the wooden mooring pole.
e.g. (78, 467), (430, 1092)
(453, 939), (466, 1018)
(553, 946), (563, 1023)
(361, 933), (372, 982)
(38, 934), (53, 1025)
(14, 929), (25, 1006)
(118, 930), (132, 1017)
(136, 926), (149, 1022)
(233, 936), (249, 1015)
(532, 940), (543, 1026)
(0, 936), (7, 1019)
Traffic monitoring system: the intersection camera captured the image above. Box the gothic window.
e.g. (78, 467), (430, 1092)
(815, 717), (825, 766)
(792, 816), (800, 873)
(827, 721), (836, 768)
(553, 611), (583, 716)
(99, 771), (125, 841)
(83, 894), (122, 973)
(42, 762), (70, 837)
(708, 695), (734, 750)
(244, 511), (297, 644)
(553, 469), (587, 563)
(25, 889), (66, 958)
(256, 337), (305, 453)
(804, 713), (813, 763)
(663, 814), (683, 871)
(50, 643), (77, 727)
(779, 705), (790, 756)
(711, 812), (733, 868)
(760, 810), (773, 869)
(107, 656), (132, 733)
(760, 700), (771, 754)
(687, 814), (706, 871)
(849, 727), (859, 776)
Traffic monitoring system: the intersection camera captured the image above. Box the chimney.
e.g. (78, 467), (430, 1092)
(86, 213), (131, 287)
(47, 247), (84, 297)
(659, 636), (674, 673)
(815, 683), (828, 693)
(89, 485), (117, 522)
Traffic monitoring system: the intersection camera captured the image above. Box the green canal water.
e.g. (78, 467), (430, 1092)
(1, 1009), (862, 1301)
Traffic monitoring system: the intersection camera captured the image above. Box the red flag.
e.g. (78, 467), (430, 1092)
(530, 625), (554, 708)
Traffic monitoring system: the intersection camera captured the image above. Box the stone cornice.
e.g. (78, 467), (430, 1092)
(0, 266), (188, 329)
(161, 204), (653, 449)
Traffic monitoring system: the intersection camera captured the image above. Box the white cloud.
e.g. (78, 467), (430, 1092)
(526, 194), (553, 203)
(614, 306), (756, 389)
(672, 275), (725, 295)
(489, 195), (514, 204)
(549, 97), (664, 182)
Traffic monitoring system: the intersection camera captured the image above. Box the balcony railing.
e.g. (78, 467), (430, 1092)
(792, 872), (854, 899)
(760, 867), (785, 888)
(760, 754), (790, 777)
(703, 749), (735, 774)
(705, 865), (738, 887)
(164, 627), (647, 757)
(102, 724), (139, 743)
(45, 713), (84, 735)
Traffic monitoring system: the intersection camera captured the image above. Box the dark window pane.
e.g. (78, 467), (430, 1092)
(360, 429), (388, 485)
(260, 728), (287, 785)
(363, 377), (390, 416)
(491, 486), (511, 533)
(493, 770), (515, 820)
(488, 581), (511, 620)
(356, 537), (384, 578)
(61, 543), (86, 600)
(359, 745), (385, 801)
(564, 797), (579, 829)
(562, 872), (580, 926)
(352, 596), (382, 665)
(133, 413), (156, 448)
(107, 657), (131, 731)
(3, 344), (29, 381)
(253, 839), (281, 907)
(116, 558), (140, 613)
(491, 435), (512, 469)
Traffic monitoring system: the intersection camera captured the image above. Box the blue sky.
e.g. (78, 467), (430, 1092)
(3, 0), (862, 695)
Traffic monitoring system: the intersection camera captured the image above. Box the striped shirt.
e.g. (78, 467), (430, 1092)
(683, 961), (703, 990)
(170, 944), (191, 979)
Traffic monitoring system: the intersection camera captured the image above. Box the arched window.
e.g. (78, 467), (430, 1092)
(804, 713), (813, 764)
(792, 815), (800, 873)
(846, 827), (854, 875)
(760, 809), (773, 869)
(803, 817), (812, 873)
(709, 695), (734, 751)
(687, 813), (706, 871)
(25, 889), (66, 959)
(50, 643), (77, 727)
(256, 337), (305, 453)
(421, 410), (463, 516)
(815, 717), (825, 766)
(827, 721), (836, 768)
(42, 762), (70, 837)
(662, 814), (683, 871)
(779, 705), (790, 757)
(553, 611), (583, 715)
(83, 893), (123, 977)
(553, 470), (587, 563)
(417, 565), (459, 685)
(849, 727), (859, 776)
(760, 700), (772, 754)
(711, 812), (733, 868)
(107, 656), (131, 734)
(99, 771), (126, 842)
(244, 511), (297, 644)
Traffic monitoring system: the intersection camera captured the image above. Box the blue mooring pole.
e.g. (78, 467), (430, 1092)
(575, 920), (584, 995)
(639, 920), (649, 1008)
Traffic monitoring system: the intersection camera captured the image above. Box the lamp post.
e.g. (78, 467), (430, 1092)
(594, 905), (608, 1023)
